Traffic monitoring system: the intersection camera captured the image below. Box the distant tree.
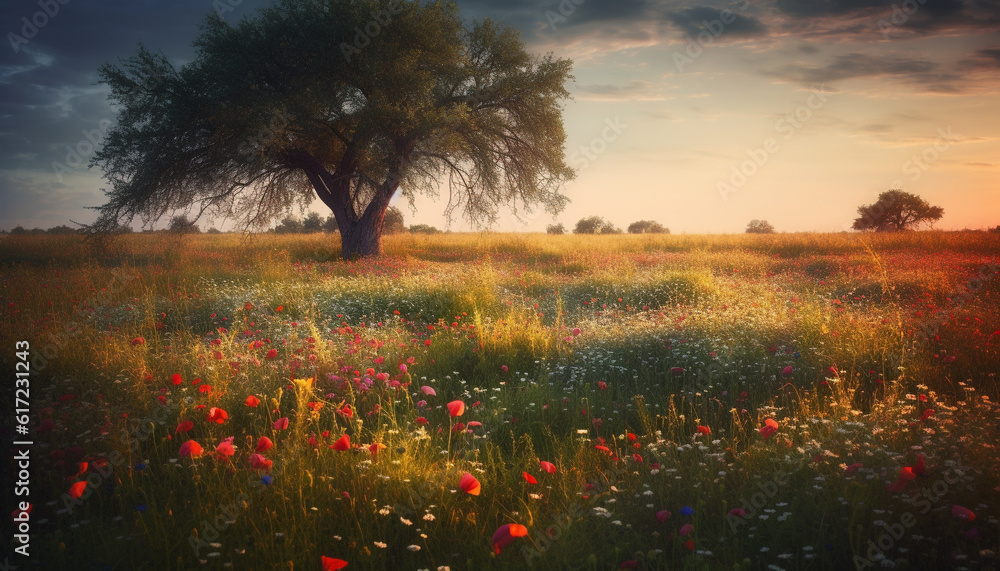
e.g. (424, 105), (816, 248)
(409, 224), (440, 234)
(627, 220), (669, 234)
(168, 215), (200, 234)
(47, 225), (79, 235)
(745, 219), (775, 234)
(989, 225), (1000, 234)
(852, 190), (943, 232)
(546, 223), (566, 235)
(302, 212), (325, 233)
(10, 226), (27, 235)
(574, 216), (604, 234)
(274, 216), (304, 234)
(382, 207), (406, 234)
(206, 227), (222, 234)
(322, 215), (339, 233)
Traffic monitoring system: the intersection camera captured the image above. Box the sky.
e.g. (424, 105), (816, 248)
(1, 0), (998, 234)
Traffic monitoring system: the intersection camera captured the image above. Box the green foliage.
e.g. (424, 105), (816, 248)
(574, 216), (620, 234)
(409, 223), (440, 234)
(383, 206), (407, 234)
(745, 219), (775, 234)
(853, 189), (944, 232)
(627, 220), (669, 234)
(168, 215), (200, 234)
(546, 223), (566, 235)
(91, 0), (575, 258)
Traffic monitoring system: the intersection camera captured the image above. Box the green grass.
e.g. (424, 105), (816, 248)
(1, 231), (998, 570)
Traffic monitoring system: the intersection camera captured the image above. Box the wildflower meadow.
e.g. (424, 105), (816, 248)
(3, 231), (999, 570)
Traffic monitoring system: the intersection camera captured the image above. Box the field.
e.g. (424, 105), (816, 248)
(2, 231), (999, 570)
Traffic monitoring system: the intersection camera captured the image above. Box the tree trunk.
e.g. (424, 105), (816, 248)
(340, 217), (384, 259)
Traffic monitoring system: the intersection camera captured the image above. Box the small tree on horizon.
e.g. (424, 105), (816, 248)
(168, 215), (200, 234)
(383, 207), (406, 234)
(627, 220), (669, 234)
(546, 223), (566, 235)
(745, 219), (775, 234)
(574, 216), (620, 234)
(852, 190), (944, 232)
(302, 212), (325, 233)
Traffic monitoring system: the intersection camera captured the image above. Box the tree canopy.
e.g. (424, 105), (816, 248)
(745, 219), (775, 234)
(627, 220), (669, 234)
(91, 0), (575, 258)
(852, 190), (943, 232)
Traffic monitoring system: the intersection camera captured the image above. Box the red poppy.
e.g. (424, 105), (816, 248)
(782, 365), (794, 376)
(273, 417), (289, 430)
(68, 481), (87, 499)
(539, 461), (556, 474)
(171, 373), (183, 385)
(447, 400), (465, 417)
(246, 395), (260, 407)
(330, 434), (350, 451)
(920, 409), (935, 421)
(249, 453), (272, 470)
(845, 463), (863, 473)
(338, 405), (353, 418)
(595, 444), (611, 453)
(685, 539), (694, 551)
(656, 510), (670, 523)
(522, 472), (537, 484)
(179, 440), (203, 458)
(266, 349), (278, 359)
(729, 508), (747, 518)
(368, 442), (386, 455)
(131, 337), (145, 346)
(679, 523), (694, 536)
(216, 440), (236, 458)
(175, 420), (194, 433)
(597, 381), (607, 390)
(492, 523), (528, 554)
(913, 454), (926, 476)
(199, 384), (212, 394)
(255, 436), (273, 452)
(759, 418), (779, 439)
(206, 407), (228, 424)
(414, 417), (428, 425)
(696, 425), (711, 436)
(459, 472), (481, 496)
(952, 505), (976, 521)
(321, 556), (348, 570)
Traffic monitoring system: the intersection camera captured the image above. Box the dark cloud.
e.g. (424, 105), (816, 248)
(665, 6), (767, 38)
(762, 52), (963, 92)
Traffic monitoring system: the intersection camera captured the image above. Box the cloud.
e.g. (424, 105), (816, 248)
(574, 80), (666, 101)
(665, 6), (768, 39)
(762, 52), (964, 93)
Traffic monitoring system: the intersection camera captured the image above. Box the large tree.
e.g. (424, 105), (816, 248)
(90, 0), (574, 258)
(852, 190), (943, 232)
